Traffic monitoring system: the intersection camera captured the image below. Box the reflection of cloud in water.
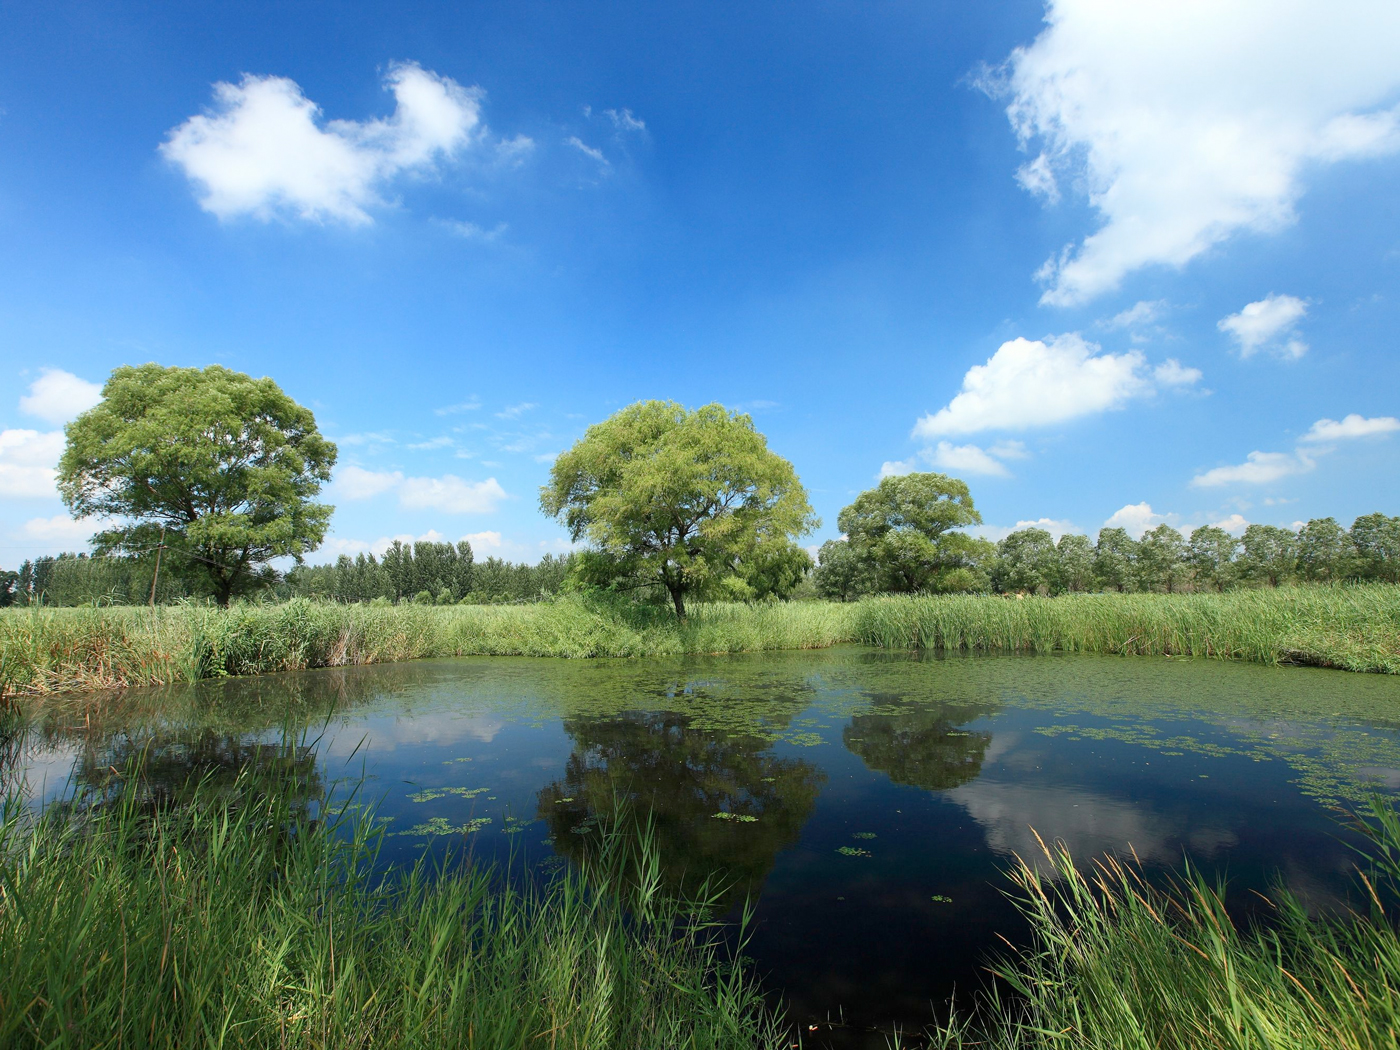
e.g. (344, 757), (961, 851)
(16, 744), (83, 804)
(323, 713), (507, 755)
(1357, 766), (1400, 790)
(948, 779), (1235, 872)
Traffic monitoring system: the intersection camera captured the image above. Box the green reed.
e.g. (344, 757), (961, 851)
(920, 799), (1400, 1050)
(0, 768), (784, 1050)
(3, 586), (1397, 698)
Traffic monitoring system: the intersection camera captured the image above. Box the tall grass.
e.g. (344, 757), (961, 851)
(3, 586), (1398, 698)
(0, 767), (785, 1049)
(923, 801), (1400, 1050)
(854, 587), (1400, 674)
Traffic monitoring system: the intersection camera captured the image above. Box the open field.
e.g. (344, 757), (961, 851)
(2, 586), (1399, 698)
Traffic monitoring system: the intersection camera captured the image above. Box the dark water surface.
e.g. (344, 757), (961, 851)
(10, 648), (1400, 1045)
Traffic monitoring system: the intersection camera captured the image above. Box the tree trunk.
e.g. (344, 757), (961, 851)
(669, 585), (686, 621)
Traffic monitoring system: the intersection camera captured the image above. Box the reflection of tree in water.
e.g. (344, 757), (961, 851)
(67, 729), (322, 822)
(539, 711), (825, 908)
(843, 695), (993, 791)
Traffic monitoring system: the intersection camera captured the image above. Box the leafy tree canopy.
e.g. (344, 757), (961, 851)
(57, 364), (336, 605)
(540, 401), (817, 617)
(837, 472), (986, 593)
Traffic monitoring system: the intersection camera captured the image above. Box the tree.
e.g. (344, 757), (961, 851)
(57, 364), (336, 606)
(1137, 525), (1187, 592)
(1297, 517), (1350, 582)
(1186, 526), (1238, 592)
(1093, 528), (1138, 592)
(1351, 513), (1400, 583)
(1055, 533), (1097, 593)
(0, 569), (17, 607)
(837, 473), (985, 593)
(812, 539), (873, 601)
(1239, 524), (1297, 587)
(540, 401), (816, 619)
(994, 527), (1058, 594)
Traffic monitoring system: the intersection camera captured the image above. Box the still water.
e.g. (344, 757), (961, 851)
(10, 648), (1400, 1043)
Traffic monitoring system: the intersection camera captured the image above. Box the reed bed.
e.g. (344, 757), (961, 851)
(854, 587), (1400, 674)
(3, 586), (1397, 699)
(0, 769), (784, 1049)
(923, 801), (1400, 1050)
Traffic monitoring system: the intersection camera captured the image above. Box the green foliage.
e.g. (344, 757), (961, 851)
(57, 364), (337, 605)
(993, 527), (1057, 594)
(812, 539), (875, 601)
(1351, 512), (1400, 583)
(1185, 525), (1238, 592)
(541, 401), (817, 618)
(1053, 533), (1096, 594)
(1239, 523), (1298, 587)
(837, 473), (987, 593)
(0, 769), (785, 1049)
(1297, 517), (1351, 582)
(1092, 527), (1137, 592)
(1136, 524), (1188, 592)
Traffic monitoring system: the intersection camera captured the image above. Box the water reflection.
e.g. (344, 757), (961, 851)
(842, 695), (993, 791)
(539, 710), (826, 906)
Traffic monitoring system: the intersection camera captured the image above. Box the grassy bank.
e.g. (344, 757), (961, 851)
(926, 802), (1400, 1050)
(3, 586), (1398, 698)
(0, 770), (783, 1049)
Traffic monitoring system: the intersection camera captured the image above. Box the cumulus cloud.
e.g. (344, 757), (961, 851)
(1191, 450), (1315, 488)
(975, 517), (1082, 542)
(1204, 513), (1250, 535)
(335, 465), (404, 499)
(1153, 359), (1202, 387)
(928, 441), (1011, 477)
(1301, 413), (1400, 442)
(987, 1), (1400, 305)
(914, 333), (1195, 437)
(1103, 502), (1177, 539)
(399, 474), (507, 513)
(19, 369), (103, 424)
(0, 429), (65, 498)
(1218, 294), (1309, 358)
(162, 62), (485, 224)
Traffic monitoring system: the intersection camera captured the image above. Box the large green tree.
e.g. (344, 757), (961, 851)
(57, 364), (337, 606)
(837, 472), (987, 593)
(540, 401), (816, 618)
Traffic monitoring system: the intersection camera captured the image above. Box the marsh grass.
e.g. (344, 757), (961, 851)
(920, 801), (1400, 1050)
(3, 586), (1398, 698)
(0, 766), (784, 1049)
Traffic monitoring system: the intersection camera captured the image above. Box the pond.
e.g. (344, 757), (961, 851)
(9, 647), (1400, 1046)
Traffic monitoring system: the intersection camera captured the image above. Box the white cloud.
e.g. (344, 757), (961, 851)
(399, 474), (507, 514)
(928, 441), (1011, 477)
(495, 402), (537, 419)
(988, 440), (1029, 460)
(18, 369), (103, 424)
(976, 517), (1083, 543)
(603, 108), (645, 132)
(1103, 502), (1178, 540)
(533, 451), (559, 464)
(21, 514), (118, 546)
(0, 429), (65, 498)
(1218, 294), (1309, 358)
(435, 399), (481, 415)
(406, 435), (453, 451)
(1153, 359), (1202, 387)
(914, 333), (1165, 436)
(878, 458), (919, 479)
(1204, 513), (1250, 535)
(1103, 300), (1165, 330)
(335, 465), (404, 499)
(989, 1), (1400, 305)
(337, 430), (395, 446)
(440, 219), (507, 241)
(1191, 450), (1315, 488)
(162, 62), (483, 224)
(1301, 413), (1400, 442)
(565, 136), (607, 165)
(460, 530), (502, 550)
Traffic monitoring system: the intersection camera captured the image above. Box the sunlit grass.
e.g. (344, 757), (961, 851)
(0, 767), (784, 1049)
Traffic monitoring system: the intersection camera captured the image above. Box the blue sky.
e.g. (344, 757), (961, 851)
(2, 0), (1399, 566)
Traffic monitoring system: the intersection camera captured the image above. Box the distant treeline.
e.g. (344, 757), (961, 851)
(0, 539), (575, 608)
(815, 512), (1400, 599)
